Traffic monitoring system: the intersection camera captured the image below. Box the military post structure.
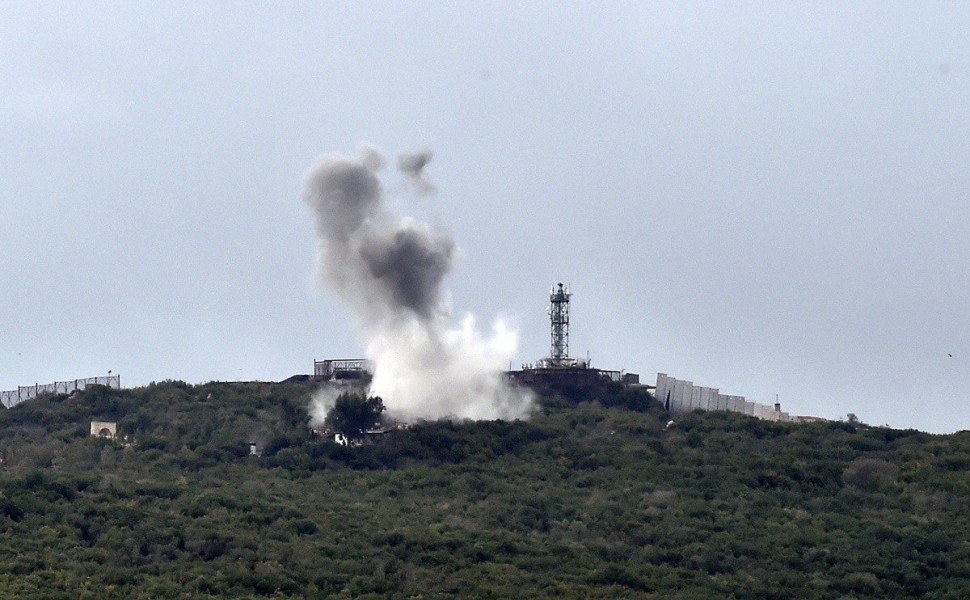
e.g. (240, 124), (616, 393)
(508, 283), (640, 397)
(305, 281), (803, 423)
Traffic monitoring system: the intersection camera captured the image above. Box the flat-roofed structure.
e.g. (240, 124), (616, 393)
(313, 359), (373, 382)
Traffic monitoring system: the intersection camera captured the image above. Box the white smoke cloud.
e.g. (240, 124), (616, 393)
(308, 385), (342, 428)
(303, 145), (533, 422)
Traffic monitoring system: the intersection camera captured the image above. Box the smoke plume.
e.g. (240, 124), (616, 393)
(397, 149), (437, 195)
(303, 146), (533, 422)
(308, 385), (341, 428)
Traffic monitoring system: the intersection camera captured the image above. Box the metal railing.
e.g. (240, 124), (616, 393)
(314, 359), (372, 379)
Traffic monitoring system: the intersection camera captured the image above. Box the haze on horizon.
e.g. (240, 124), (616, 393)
(2, 2), (969, 433)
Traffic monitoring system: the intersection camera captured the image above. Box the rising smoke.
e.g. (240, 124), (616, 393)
(303, 145), (533, 423)
(397, 149), (436, 195)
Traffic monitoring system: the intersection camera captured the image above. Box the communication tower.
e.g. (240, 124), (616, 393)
(548, 282), (571, 361)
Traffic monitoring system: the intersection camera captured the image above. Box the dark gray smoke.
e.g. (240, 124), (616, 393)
(397, 149), (436, 194)
(359, 227), (453, 320)
(303, 147), (451, 323)
(306, 157), (381, 242)
(303, 146), (533, 421)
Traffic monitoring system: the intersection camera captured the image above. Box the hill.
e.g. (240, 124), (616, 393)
(0, 380), (968, 598)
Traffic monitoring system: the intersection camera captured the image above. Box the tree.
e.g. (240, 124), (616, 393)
(324, 393), (385, 440)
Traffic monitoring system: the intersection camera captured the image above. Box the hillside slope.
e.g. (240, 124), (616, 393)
(0, 381), (967, 598)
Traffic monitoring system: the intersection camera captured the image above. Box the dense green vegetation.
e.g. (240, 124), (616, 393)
(325, 393), (386, 440)
(0, 380), (968, 598)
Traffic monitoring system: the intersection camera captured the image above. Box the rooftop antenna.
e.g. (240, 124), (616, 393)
(549, 282), (571, 361)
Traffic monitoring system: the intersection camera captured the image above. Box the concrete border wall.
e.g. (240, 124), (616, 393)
(656, 373), (799, 423)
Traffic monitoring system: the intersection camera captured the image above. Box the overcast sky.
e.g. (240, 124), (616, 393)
(2, 2), (968, 432)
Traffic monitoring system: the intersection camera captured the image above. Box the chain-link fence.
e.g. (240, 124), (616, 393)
(1, 375), (121, 408)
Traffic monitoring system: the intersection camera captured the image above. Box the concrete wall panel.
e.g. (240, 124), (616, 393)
(705, 388), (719, 411)
(655, 373), (670, 409)
(680, 381), (694, 412)
(668, 378), (681, 412)
(670, 379), (691, 413)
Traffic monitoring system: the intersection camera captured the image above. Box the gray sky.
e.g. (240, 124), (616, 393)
(2, 2), (968, 432)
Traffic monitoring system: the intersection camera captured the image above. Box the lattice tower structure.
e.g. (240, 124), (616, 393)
(549, 282), (571, 360)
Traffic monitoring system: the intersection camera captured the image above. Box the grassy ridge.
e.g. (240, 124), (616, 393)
(0, 381), (967, 598)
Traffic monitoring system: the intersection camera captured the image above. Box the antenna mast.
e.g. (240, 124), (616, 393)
(549, 282), (571, 360)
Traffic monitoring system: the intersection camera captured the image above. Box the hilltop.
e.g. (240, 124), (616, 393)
(0, 380), (968, 598)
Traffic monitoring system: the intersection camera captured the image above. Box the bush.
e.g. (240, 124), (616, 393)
(843, 458), (898, 491)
